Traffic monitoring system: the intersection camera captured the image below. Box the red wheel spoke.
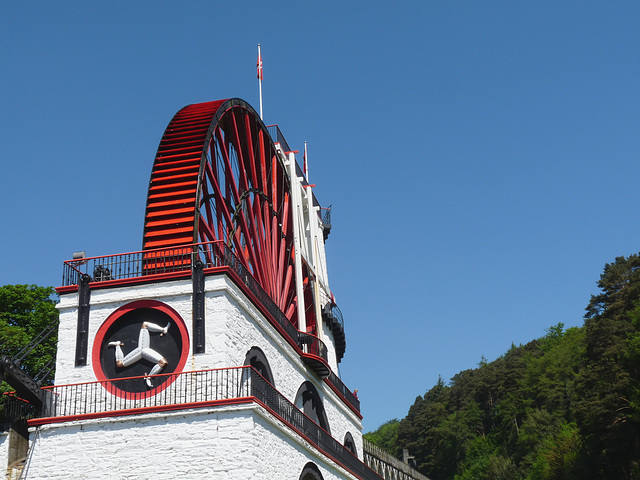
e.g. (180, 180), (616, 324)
(254, 196), (273, 297)
(207, 146), (225, 242)
(260, 131), (268, 196)
(198, 215), (217, 245)
(285, 291), (296, 321)
(203, 156), (234, 243)
(214, 127), (254, 270)
(245, 113), (260, 189)
(227, 113), (265, 285)
(240, 111), (276, 295)
(271, 155), (278, 206)
(199, 179), (216, 243)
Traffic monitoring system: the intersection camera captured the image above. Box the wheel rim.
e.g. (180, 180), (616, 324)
(143, 98), (297, 321)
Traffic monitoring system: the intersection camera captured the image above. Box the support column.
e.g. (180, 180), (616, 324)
(75, 274), (91, 366)
(192, 260), (205, 354)
(305, 185), (324, 342)
(287, 153), (306, 333)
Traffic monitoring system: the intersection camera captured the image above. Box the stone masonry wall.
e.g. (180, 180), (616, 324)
(363, 439), (430, 480)
(25, 404), (359, 480)
(54, 273), (362, 460)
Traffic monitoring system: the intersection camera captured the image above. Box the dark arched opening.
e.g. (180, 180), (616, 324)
(344, 431), (357, 456)
(295, 381), (330, 434)
(299, 462), (324, 480)
(244, 346), (275, 386)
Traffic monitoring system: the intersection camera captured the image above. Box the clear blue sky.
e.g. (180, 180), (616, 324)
(2, 2), (640, 432)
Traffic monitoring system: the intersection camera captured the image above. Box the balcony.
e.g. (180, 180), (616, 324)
(27, 367), (380, 480)
(323, 302), (346, 362)
(321, 206), (332, 240)
(58, 241), (361, 417)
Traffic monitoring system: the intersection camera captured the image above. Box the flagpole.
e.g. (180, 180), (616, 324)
(304, 141), (309, 181)
(257, 44), (263, 120)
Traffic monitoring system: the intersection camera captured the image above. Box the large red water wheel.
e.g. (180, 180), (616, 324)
(142, 98), (297, 321)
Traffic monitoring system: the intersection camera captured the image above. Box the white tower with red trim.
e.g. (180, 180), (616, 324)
(10, 99), (380, 480)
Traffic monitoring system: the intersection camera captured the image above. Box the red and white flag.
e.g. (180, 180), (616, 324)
(257, 45), (263, 81)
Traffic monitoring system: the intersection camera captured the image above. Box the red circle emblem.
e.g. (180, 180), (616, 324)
(92, 300), (190, 399)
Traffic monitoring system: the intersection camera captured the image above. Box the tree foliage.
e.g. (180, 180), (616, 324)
(366, 253), (640, 480)
(364, 419), (401, 457)
(0, 285), (59, 421)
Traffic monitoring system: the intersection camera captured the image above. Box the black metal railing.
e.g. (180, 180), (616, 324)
(251, 372), (380, 479)
(331, 303), (344, 332)
(298, 331), (329, 361)
(60, 242), (359, 414)
(322, 301), (346, 361)
(321, 205), (332, 229)
(266, 124), (292, 154)
(61, 244), (198, 286)
(1, 394), (37, 431)
(36, 368), (378, 479)
(326, 370), (360, 412)
(39, 367), (250, 418)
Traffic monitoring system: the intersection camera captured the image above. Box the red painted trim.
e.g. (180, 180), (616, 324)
(56, 285), (78, 294)
(254, 398), (376, 480)
(323, 379), (363, 420)
(55, 271), (192, 294)
(91, 300), (190, 400)
(93, 272), (193, 289)
(27, 397), (254, 427)
(300, 352), (327, 364)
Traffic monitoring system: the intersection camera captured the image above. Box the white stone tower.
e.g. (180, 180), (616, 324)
(13, 98), (380, 480)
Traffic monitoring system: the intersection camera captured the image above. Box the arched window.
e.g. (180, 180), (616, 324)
(295, 381), (330, 434)
(344, 432), (357, 456)
(299, 462), (324, 480)
(243, 346), (275, 386)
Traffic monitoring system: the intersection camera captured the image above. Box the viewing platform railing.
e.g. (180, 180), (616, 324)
(59, 241), (359, 416)
(1, 393), (36, 430)
(330, 303), (344, 332)
(32, 367), (379, 479)
(266, 124), (292, 153)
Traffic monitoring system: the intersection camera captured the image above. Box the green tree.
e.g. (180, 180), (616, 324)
(398, 376), (450, 478)
(0, 285), (59, 421)
(525, 421), (582, 480)
(455, 435), (520, 480)
(575, 254), (640, 479)
(364, 419), (401, 457)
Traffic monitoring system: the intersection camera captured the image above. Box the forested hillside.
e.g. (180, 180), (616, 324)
(365, 254), (640, 480)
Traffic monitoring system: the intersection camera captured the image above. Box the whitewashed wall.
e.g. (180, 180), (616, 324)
(252, 408), (360, 480)
(54, 273), (362, 457)
(0, 430), (8, 474)
(26, 405), (359, 480)
(322, 325), (338, 373)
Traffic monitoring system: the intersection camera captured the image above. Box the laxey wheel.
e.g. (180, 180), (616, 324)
(142, 98), (298, 322)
